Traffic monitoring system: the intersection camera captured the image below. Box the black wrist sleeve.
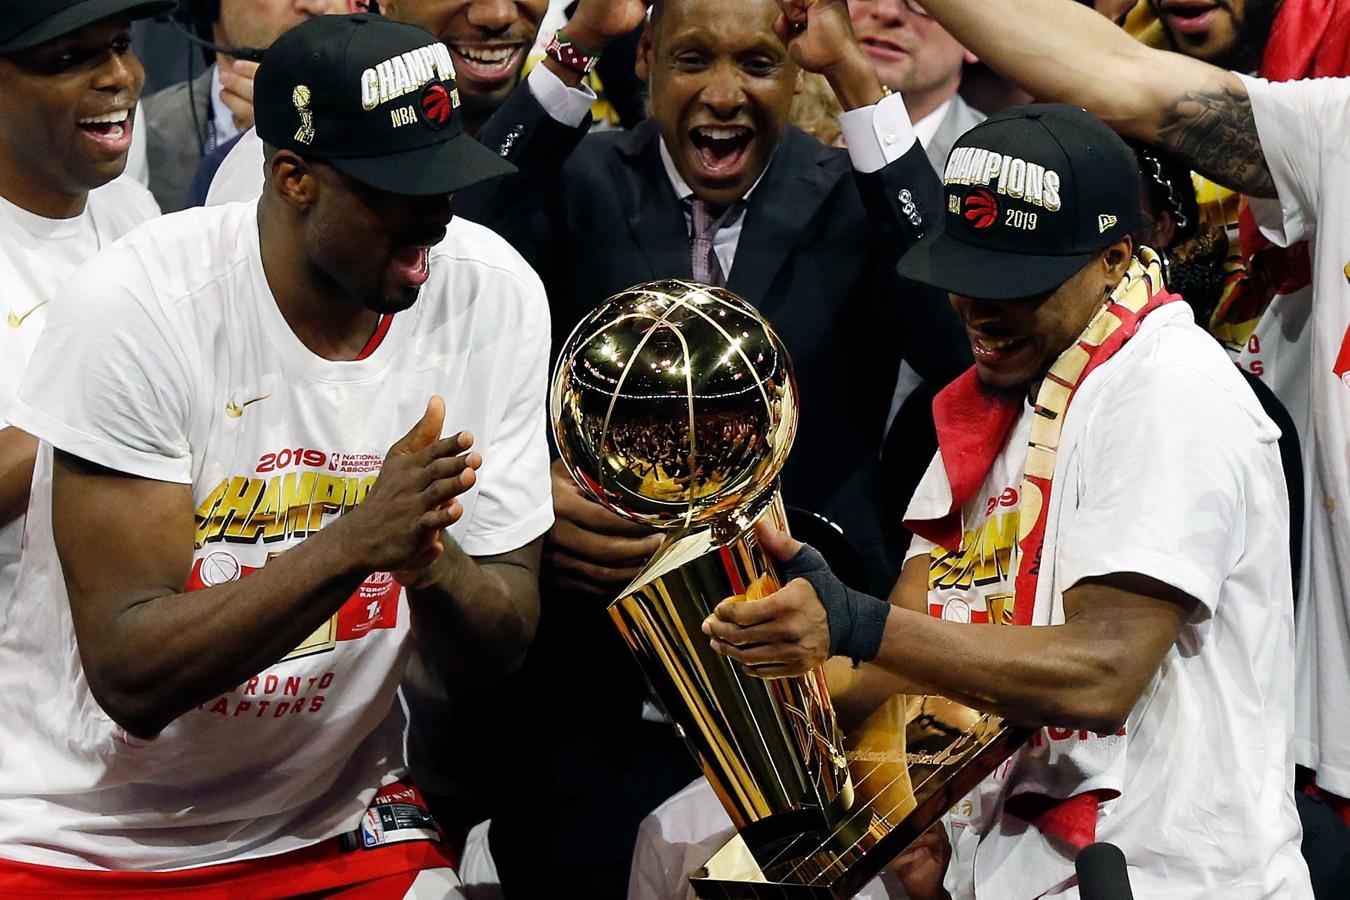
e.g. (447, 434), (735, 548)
(781, 543), (890, 664)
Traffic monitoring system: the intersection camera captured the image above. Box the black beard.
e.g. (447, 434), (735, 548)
(1214, 0), (1281, 72)
(1149, 0), (1282, 72)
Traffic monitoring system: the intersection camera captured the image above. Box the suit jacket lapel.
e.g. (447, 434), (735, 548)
(194, 67), (215, 143)
(614, 121), (696, 282)
(926, 96), (985, 176)
(726, 128), (841, 307)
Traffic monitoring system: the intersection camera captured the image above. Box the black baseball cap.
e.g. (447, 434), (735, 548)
(0, 0), (174, 53)
(897, 104), (1141, 301)
(254, 14), (516, 197)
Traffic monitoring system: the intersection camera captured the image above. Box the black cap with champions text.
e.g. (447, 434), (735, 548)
(897, 104), (1142, 301)
(0, 0), (174, 53)
(254, 14), (516, 197)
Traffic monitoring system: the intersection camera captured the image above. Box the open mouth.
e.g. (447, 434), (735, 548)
(1159, 0), (1222, 34)
(389, 224), (448, 289)
(970, 333), (1031, 366)
(390, 245), (432, 289)
(77, 109), (132, 154)
(688, 126), (754, 179)
(448, 43), (524, 85)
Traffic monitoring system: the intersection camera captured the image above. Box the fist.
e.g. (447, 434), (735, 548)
(217, 59), (259, 132)
(568, 0), (651, 50)
(702, 574), (831, 677)
(773, 0), (867, 75)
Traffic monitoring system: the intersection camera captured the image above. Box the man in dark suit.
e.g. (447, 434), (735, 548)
(452, 0), (970, 895)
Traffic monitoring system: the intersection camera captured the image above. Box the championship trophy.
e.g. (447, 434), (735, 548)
(551, 281), (1028, 899)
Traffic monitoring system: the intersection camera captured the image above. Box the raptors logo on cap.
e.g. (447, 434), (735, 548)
(419, 82), (454, 130)
(964, 189), (999, 231)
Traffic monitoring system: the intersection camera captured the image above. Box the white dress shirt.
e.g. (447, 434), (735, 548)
(209, 64), (242, 149)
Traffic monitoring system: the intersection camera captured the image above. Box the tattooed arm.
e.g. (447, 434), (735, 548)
(1153, 78), (1275, 198)
(916, 0), (1275, 196)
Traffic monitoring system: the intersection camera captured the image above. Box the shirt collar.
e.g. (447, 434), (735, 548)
(210, 64), (241, 146)
(913, 97), (953, 151)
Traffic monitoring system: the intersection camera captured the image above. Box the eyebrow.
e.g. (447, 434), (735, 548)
(663, 29), (787, 57)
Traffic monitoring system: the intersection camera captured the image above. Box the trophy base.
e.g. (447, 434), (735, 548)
(687, 697), (1030, 899)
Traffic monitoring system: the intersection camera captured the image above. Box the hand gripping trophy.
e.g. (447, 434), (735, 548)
(552, 281), (1024, 899)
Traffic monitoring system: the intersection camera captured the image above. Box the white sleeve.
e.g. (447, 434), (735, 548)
(7, 251), (194, 484)
(1056, 362), (1264, 618)
(1238, 74), (1350, 247)
(525, 62), (598, 129)
(456, 272), (555, 557)
(837, 92), (918, 174)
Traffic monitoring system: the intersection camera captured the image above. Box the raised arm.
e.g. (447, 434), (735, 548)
(453, 0), (650, 259)
(918, 0), (1275, 198)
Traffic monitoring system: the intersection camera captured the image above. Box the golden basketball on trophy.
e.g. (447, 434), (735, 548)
(552, 281), (1026, 899)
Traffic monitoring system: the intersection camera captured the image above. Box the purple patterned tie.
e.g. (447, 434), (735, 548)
(689, 199), (731, 287)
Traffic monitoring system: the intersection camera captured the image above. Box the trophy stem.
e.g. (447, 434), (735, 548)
(609, 497), (861, 853)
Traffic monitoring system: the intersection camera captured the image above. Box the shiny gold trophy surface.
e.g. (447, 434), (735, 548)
(552, 281), (1028, 899)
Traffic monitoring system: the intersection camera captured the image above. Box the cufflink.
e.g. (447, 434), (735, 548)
(498, 124), (524, 156)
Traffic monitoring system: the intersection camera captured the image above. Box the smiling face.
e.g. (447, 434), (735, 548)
(1147, 0), (1277, 70)
(950, 242), (1131, 393)
(638, 0), (797, 208)
(0, 17), (144, 215)
(383, 0), (548, 130)
(848, 0), (973, 123)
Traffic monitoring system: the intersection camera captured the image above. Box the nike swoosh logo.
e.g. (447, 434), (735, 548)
(225, 394), (270, 418)
(7, 300), (49, 328)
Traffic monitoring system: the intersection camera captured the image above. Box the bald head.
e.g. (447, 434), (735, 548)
(647, 0), (781, 46)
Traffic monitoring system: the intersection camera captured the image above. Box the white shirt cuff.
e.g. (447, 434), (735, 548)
(526, 63), (598, 129)
(838, 92), (918, 174)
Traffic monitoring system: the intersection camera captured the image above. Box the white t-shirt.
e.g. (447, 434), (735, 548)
(0, 181), (160, 618)
(905, 304), (1309, 898)
(205, 126), (264, 206)
(0, 200), (553, 870)
(1240, 74), (1350, 799)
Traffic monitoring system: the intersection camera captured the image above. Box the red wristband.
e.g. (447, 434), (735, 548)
(545, 30), (600, 75)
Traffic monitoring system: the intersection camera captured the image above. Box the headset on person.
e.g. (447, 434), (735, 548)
(161, 0), (382, 64)
(164, 0), (266, 64)
(156, 2), (381, 156)
(154, 1), (261, 156)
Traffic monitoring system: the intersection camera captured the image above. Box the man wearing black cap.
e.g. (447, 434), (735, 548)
(0, 14), (550, 895)
(706, 104), (1312, 897)
(0, 0), (165, 625)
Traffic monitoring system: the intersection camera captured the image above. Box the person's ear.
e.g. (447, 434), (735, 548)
(269, 150), (319, 209)
(1101, 235), (1134, 281)
(635, 23), (653, 81)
